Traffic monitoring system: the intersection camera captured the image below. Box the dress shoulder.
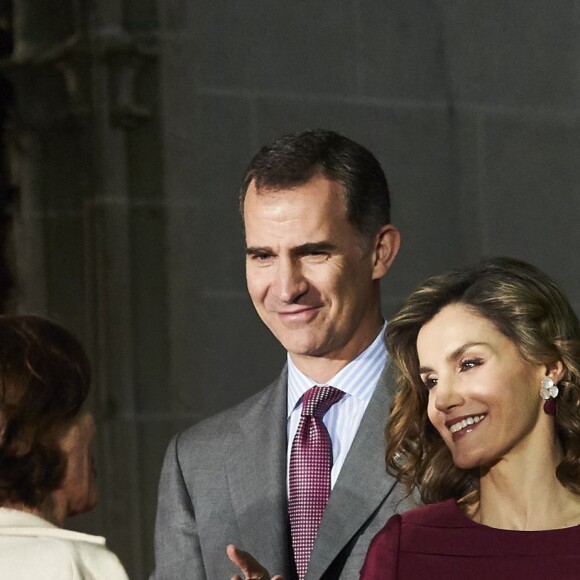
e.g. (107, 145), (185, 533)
(362, 499), (580, 579)
(398, 498), (464, 527)
(360, 513), (401, 579)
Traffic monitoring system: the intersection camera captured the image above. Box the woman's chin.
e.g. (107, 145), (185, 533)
(452, 452), (483, 471)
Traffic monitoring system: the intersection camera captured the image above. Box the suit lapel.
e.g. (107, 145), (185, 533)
(305, 366), (398, 579)
(225, 369), (293, 577)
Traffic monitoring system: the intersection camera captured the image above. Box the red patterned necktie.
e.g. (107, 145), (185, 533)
(289, 386), (345, 579)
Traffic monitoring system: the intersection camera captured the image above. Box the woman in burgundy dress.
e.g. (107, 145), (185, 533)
(361, 257), (580, 579)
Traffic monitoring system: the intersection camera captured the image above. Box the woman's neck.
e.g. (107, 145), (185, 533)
(470, 439), (580, 530)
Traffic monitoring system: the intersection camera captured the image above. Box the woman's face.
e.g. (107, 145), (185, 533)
(57, 410), (98, 517)
(416, 303), (556, 470)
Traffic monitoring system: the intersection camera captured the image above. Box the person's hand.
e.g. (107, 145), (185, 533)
(226, 544), (284, 580)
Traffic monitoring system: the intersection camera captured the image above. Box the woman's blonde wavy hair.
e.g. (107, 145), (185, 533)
(386, 257), (580, 505)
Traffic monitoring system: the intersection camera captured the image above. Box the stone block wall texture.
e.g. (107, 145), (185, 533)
(5, 0), (580, 577)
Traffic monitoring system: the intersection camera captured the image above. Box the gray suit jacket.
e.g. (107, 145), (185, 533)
(151, 365), (410, 580)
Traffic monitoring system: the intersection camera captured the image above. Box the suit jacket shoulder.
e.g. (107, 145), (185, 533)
(177, 370), (286, 451)
(153, 369), (293, 580)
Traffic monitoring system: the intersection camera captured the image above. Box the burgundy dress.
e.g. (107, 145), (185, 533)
(360, 499), (580, 579)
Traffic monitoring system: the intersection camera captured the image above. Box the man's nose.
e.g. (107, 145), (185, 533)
(275, 259), (308, 304)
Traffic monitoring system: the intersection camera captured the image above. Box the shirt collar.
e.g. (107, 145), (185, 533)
(287, 321), (388, 418)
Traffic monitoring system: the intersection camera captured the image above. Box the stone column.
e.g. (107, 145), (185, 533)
(4, 1), (162, 576)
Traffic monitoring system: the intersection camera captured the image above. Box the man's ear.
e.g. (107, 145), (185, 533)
(371, 224), (401, 281)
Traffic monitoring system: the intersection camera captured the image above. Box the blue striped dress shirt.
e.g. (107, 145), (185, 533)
(286, 322), (388, 494)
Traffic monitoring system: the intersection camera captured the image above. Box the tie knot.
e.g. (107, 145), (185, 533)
(301, 386), (345, 419)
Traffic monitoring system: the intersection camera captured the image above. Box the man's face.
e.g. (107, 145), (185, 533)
(244, 175), (389, 369)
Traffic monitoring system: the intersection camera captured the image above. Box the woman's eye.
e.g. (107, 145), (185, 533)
(422, 376), (438, 389)
(459, 358), (482, 371)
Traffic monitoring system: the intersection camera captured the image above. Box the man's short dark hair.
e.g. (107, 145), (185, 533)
(239, 129), (391, 239)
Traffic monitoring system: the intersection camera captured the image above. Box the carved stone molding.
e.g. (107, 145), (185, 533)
(0, 29), (158, 132)
(0, 33), (91, 130)
(97, 31), (158, 129)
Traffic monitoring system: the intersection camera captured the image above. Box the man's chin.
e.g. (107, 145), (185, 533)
(282, 340), (328, 360)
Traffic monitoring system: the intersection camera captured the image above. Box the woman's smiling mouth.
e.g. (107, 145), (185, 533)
(447, 414), (486, 435)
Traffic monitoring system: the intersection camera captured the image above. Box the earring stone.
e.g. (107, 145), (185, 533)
(540, 377), (559, 400)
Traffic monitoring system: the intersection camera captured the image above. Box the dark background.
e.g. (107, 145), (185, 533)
(1, 1), (579, 577)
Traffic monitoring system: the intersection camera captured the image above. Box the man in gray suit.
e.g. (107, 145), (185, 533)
(151, 129), (409, 580)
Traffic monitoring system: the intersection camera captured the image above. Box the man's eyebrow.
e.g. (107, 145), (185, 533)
(245, 242), (337, 256)
(293, 242), (337, 254)
(246, 246), (273, 256)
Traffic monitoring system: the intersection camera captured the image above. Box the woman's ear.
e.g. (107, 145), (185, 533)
(545, 360), (566, 384)
(371, 224), (401, 281)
